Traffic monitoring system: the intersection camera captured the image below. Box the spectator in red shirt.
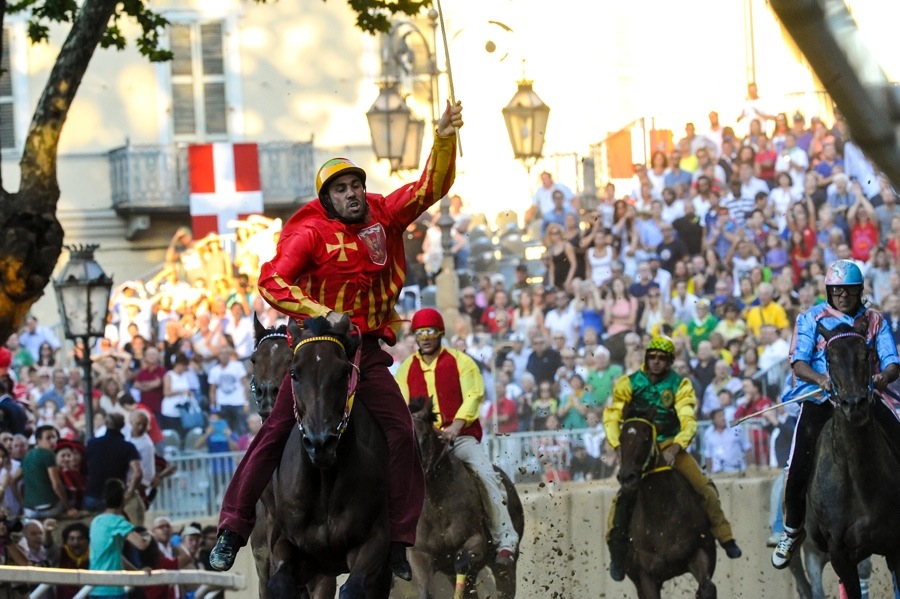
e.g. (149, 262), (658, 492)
(732, 378), (774, 468)
(131, 347), (167, 422)
(487, 384), (521, 434)
(481, 289), (515, 335)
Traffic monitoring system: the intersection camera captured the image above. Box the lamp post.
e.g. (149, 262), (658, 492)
(52, 244), (113, 441)
(367, 10), (458, 330)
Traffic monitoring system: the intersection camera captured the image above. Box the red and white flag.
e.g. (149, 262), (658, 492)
(188, 143), (263, 238)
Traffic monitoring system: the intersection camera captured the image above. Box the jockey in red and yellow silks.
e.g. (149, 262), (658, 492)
(258, 143), (456, 343)
(210, 102), (464, 582)
(396, 308), (520, 565)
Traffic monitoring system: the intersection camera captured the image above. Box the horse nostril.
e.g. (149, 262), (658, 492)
(301, 435), (316, 453)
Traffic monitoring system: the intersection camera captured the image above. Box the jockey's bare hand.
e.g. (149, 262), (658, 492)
(817, 375), (833, 392)
(436, 101), (463, 138)
(441, 419), (465, 443)
(873, 373), (889, 391)
(662, 444), (681, 467)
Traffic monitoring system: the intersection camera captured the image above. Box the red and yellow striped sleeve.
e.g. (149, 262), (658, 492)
(257, 227), (330, 320)
(384, 134), (457, 228)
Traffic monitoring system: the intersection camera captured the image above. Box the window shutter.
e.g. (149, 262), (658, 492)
(169, 21), (227, 140)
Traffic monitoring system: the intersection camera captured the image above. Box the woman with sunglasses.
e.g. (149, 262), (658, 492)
(772, 259), (900, 569)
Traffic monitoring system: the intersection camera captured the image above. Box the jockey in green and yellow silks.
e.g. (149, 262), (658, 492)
(603, 336), (742, 582)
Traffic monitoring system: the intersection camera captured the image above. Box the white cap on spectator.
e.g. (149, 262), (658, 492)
(490, 273), (505, 286)
(182, 525), (201, 536)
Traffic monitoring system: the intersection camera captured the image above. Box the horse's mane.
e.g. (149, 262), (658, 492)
(305, 316), (334, 336)
(256, 323), (287, 342)
(409, 396), (438, 424)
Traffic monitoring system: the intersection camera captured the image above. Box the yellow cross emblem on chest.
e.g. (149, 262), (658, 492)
(326, 232), (358, 262)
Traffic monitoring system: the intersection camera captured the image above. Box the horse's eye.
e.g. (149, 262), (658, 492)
(290, 368), (298, 381)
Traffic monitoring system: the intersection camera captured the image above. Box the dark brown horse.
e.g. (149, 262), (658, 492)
(806, 319), (900, 599)
(408, 397), (523, 599)
(262, 315), (390, 599)
(248, 315), (293, 598)
(616, 405), (716, 599)
(250, 314), (292, 420)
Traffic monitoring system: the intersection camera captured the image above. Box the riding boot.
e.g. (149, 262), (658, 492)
(388, 541), (413, 581)
(606, 489), (637, 582)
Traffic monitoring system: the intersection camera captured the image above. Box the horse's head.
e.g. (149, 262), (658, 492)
(250, 314), (291, 420)
(409, 396), (446, 475)
(617, 404), (659, 491)
(818, 317), (873, 425)
(287, 314), (360, 468)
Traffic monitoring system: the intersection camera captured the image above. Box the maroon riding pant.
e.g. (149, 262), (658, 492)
(218, 337), (424, 546)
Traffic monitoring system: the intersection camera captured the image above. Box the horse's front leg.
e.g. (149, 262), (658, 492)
(633, 572), (662, 599)
(267, 537), (301, 599)
(408, 548), (436, 599)
(454, 533), (486, 599)
(307, 574), (338, 599)
(341, 527), (391, 599)
(686, 546), (716, 599)
(829, 551), (862, 599)
(251, 501), (271, 599)
(802, 544), (827, 599)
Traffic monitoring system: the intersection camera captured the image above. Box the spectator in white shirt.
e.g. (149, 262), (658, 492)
(544, 291), (581, 350)
(208, 345), (249, 435)
(19, 315), (61, 364)
(702, 409), (751, 474)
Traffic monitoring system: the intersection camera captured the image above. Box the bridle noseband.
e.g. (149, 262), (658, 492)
(291, 333), (362, 437)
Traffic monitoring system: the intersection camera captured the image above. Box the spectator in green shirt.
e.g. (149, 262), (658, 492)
(585, 346), (623, 407)
(89, 478), (151, 598)
(15, 425), (76, 519)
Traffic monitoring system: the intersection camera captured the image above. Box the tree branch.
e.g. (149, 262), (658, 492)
(18, 0), (117, 205)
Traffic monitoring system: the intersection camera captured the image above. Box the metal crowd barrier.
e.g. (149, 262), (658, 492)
(152, 419), (771, 519)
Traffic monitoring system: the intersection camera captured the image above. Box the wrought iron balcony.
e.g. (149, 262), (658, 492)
(109, 141), (317, 215)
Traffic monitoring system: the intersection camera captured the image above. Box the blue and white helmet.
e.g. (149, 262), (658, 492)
(824, 260), (863, 287)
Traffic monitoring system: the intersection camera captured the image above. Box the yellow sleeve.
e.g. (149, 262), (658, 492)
(604, 374), (632, 448)
(394, 356), (413, 403)
(672, 377), (698, 449)
(448, 348), (485, 425)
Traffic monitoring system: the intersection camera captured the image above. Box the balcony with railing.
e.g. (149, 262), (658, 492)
(108, 141), (317, 215)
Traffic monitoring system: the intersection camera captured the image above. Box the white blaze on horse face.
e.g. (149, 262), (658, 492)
(316, 355), (321, 362)
(626, 428), (636, 435)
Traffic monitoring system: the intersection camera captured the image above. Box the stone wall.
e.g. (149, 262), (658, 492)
(219, 472), (895, 598)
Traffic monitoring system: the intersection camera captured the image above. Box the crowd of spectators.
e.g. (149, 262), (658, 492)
(3, 83), (900, 588)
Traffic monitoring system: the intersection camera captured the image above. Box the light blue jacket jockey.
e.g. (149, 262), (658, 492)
(783, 303), (900, 404)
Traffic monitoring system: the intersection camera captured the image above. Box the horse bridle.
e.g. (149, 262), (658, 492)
(622, 417), (672, 478)
(248, 330), (289, 404)
(290, 332), (362, 437)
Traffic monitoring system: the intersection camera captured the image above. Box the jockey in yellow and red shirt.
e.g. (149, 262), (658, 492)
(395, 308), (520, 565)
(210, 101), (464, 581)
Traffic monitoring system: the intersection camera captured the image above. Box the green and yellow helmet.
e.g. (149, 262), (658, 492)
(645, 335), (676, 359)
(315, 157), (366, 197)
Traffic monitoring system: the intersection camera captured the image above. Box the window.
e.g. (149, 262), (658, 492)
(0, 28), (15, 150)
(170, 21), (227, 139)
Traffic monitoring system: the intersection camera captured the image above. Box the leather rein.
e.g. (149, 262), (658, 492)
(622, 417), (672, 478)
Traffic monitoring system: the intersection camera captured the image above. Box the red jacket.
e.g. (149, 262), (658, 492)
(258, 137), (456, 343)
